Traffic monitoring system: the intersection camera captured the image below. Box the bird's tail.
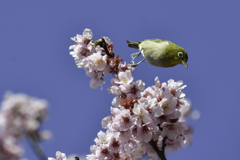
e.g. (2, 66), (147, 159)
(127, 40), (139, 49)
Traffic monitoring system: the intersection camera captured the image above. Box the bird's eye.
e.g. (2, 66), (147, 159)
(178, 52), (183, 58)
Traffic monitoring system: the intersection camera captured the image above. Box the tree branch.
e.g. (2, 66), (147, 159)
(101, 37), (114, 58)
(26, 132), (47, 160)
(148, 137), (167, 160)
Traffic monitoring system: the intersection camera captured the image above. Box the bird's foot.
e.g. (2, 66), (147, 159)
(131, 52), (141, 60)
(130, 58), (145, 67)
(131, 61), (138, 67)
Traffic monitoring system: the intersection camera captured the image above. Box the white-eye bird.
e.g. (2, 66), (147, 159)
(127, 39), (188, 68)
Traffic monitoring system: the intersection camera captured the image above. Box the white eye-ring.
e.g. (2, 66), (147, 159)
(178, 52), (183, 58)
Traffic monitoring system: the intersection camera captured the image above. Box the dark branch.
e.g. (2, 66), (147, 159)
(161, 137), (167, 156)
(26, 132), (47, 160)
(148, 137), (167, 160)
(101, 37), (114, 58)
(75, 157), (80, 160)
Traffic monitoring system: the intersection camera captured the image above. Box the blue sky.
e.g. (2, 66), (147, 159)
(0, 1), (240, 160)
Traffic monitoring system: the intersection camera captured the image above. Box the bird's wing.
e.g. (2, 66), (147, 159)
(146, 39), (167, 43)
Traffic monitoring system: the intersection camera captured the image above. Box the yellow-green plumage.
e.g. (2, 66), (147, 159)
(127, 39), (188, 68)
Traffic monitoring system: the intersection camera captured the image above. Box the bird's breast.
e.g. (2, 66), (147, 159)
(140, 40), (170, 67)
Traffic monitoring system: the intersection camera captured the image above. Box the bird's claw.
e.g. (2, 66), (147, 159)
(131, 52), (141, 60)
(131, 61), (137, 67)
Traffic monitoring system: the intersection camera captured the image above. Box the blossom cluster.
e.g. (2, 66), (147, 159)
(53, 28), (195, 160)
(86, 72), (192, 160)
(69, 28), (133, 89)
(0, 92), (50, 160)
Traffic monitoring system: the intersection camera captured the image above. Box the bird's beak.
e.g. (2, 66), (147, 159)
(182, 60), (188, 68)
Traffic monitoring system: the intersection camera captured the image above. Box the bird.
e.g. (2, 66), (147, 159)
(127, 39), (188, 68)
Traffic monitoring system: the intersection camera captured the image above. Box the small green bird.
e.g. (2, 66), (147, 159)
(127, 39), (188, 68)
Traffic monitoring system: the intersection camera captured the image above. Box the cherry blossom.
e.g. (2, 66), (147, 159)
(59, 28), (199, 160)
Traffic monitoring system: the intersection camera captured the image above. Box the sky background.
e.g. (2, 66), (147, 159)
(0, 1), (240, 160)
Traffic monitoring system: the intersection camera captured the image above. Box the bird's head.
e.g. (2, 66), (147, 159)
(167, 42), (188, 68)
(176, 48), (188, 68)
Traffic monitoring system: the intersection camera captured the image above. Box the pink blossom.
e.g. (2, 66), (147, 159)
(48, 151), (68, 160)
(86, 153), (97, 160)
(124, 140), (146, 159)
(101, 116), (112, 129)
(108, 132), (120, 152)
(154, 77), (161, 88)
(162, 79), (187, 98)
(94, 131), (108, 146)
(116, 70), (133, 85)
(0, 137), (23, 160)
(139, 97), (163, 118)
(159, 96), (178, 115)
(118, 62), (134, 73)
(69, 29), (94, 62)
(161, 122), (188, 140)
(85, 70), (105, 89)
(112, 109), (135, 131)
(111, 96), (121, 108)
(118, 129), (132, 144)
(108, 86), (121, 96)
(135, 120), (157, 143)
(0, 92), (49, 138)
(87, 46), (107, 72)
(95, 144), (112, 159)
(83, 29), (93, 39)
(164, 138), (182, 152)
(0, 92), (50, 160)
(132, 103), (152, 124)
(119, 80), (145, 99)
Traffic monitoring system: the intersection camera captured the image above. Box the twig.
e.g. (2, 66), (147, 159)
(26, 132), (47, 160)
(148, 137), (167, 160)
(101, 37), (114, 58)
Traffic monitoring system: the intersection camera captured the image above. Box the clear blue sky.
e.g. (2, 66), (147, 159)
(0, 1), (239, 160)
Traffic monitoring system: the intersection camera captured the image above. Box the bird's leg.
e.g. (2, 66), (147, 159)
(131, 58), (145, 67)
(131, 52), (141, 60)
